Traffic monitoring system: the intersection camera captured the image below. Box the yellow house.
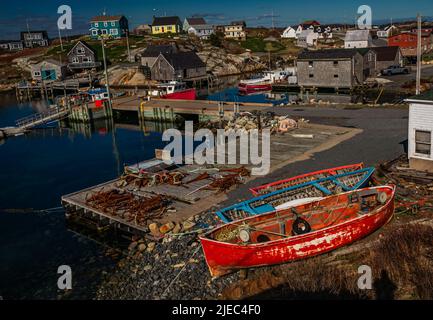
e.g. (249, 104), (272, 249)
(152, 16), (182, 35)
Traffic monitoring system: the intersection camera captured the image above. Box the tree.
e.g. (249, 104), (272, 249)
(209, 33), (222, 47)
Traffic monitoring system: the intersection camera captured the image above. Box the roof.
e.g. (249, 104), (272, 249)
(371, 46), (400, 61)
(345, 30), (371, 42)
(141, 44), (178, 57)
(186, 17), (207, 25)
(298, 48), (359, 60)
(67, 40), (96, 56)
(231, 21), (246, 27)
(160, 51), (206, 70)
(152, 16), (181, 26)
(91, 15), (124, 22)
(189, 24), (213, 30)
(406, 90), (433, 103)
(302, 20), (320, 26)
(32, 59), (66, 67)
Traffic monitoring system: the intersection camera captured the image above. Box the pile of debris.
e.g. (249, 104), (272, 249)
(224, 112), (306, 134)
(118, 170), (188, 188)
(85, 189), (171, 226)
(375, 155), (433, 215)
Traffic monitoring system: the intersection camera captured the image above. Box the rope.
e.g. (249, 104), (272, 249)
(0, 206), (64, 214)
(161, 245), (201, 299)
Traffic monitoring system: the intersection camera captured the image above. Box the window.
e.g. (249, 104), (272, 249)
(111, 22), (116, 26)
(334, 74), (339, 78)
(101, 29), (108, 35)
(104, 22), (108, 27)
(83, 57), (92, 63)
(77, 47), (85, 54)
(33, 71), (41, 77)
(333, 61), (338, 66)
(415, 130), (431, 156)
(309, 74), (314, 78)
(308, 61), (313, 67)
(72, 57), (79, 63)
(110, 29), (118, 35)
(94, 22), (99, 27)
(92, 30), (98, 36)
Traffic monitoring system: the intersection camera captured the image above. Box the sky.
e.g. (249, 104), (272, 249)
(0, 0), (432, 40)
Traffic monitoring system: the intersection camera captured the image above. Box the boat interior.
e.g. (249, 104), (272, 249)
(211, 187), (394, 245)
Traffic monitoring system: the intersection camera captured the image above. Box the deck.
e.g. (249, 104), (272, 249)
(61, 123), (361, 235)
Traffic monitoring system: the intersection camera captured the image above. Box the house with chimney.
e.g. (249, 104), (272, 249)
(89, 15), (129, 39)
(152, 16), (182, 35)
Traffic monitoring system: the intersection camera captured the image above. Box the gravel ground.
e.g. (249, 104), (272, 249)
(96, 105), (409, 300)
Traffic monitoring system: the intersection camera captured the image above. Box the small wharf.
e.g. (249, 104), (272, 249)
(108, 96), (274, 122)
(61, 122), (360, 236)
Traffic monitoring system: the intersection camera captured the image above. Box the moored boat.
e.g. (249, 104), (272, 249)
(250, 163), (364, 196)
(216, 167), (374, 223)
(149, 81), (196, 100)
(200, 185), (396, 277)
(238, 70), (292, 93)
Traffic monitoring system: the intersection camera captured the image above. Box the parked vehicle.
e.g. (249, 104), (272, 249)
(381, 65), (410, 76)
(200, 185), (396, 277)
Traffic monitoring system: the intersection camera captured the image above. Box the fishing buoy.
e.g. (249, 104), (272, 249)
(239, 228), (250, 243)
(377, 192), (388, 205)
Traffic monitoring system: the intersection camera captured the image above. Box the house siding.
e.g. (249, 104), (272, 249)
(297, 54), (363, 89)
(408, 102), (433, 172)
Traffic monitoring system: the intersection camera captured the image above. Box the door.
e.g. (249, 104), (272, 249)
(42, 69), (56, 80)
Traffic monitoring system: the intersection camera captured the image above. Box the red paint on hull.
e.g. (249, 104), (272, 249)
(200, 186), (395, 277)
(238, 83), (272, 92)
(161, 88), (197, 100)
(250, 163), (364, 196)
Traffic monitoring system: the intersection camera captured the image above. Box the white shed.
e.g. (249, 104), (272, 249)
(406, 93), (433, 172)
(282, 26), (297, 39)
(344, 30), (372, 48)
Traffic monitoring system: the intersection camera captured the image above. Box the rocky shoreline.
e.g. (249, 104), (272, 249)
(96, 210), (240, 300)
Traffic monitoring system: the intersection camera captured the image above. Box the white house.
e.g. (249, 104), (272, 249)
(344, 30), (372, 48)
(406, 94), (433, 173)
(377, 25), (398, 38)
(187, 24), (214, 39)
(281, 26), (297, 39)
(297, 29), (318, 48)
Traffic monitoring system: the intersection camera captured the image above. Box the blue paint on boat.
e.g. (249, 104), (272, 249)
(216, 167), (375, 223)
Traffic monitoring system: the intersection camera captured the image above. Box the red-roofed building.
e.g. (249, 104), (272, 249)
(388, 32), (433, 56)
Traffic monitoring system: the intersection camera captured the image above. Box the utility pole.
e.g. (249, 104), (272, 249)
(416, 13), (422, 95)
(125, 29), (131, 62)
(101, 34), (112, 110)
(26, 19), (33, 48)
(58, 27), (64, 52)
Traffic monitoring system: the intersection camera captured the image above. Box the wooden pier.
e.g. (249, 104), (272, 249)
(61, 123), (360, 236)
(107, 96), (274, 122)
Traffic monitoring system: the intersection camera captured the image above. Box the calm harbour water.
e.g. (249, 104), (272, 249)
(0, 86), (338, 299)
(0, 94), (168, 299)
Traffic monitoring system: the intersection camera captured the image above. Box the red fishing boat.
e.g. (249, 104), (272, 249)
(149, 81), (196, 100)
(250, 163), (364, 196)
(200, 185), (396, 277)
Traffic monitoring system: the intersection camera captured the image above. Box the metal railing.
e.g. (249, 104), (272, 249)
(16, 106), (69, 128)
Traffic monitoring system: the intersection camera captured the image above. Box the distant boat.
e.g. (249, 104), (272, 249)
(149, 81), (196, 100)
(250, 163), (364, 196)
(216, 167), (375, 223)
(201, 185), (396, 277)
(238, 70), (291, 93)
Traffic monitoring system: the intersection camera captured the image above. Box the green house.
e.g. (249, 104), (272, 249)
(89, 15), (129, 39)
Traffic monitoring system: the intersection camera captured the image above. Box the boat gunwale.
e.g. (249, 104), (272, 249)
(249, 163), (364, 195)
(202, 185), (396, 249)
(216, 166), (375, 222)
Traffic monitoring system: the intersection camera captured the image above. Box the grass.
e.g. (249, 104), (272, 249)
(241, 37), (286, 53)
(222, 223), (433, 300)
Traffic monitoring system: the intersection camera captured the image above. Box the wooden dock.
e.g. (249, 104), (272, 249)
(61, 123), (360, 236)
(108, 96), (274, 122)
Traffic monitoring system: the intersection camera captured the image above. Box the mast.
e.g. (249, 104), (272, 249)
(416, 14), (422, 95)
